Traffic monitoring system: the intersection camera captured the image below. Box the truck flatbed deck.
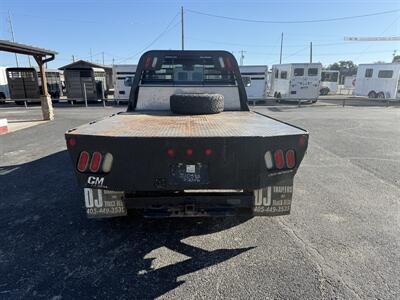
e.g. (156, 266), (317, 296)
(68, 111), (306, 138)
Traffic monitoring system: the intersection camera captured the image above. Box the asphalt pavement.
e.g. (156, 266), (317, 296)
(0, 101), (399, 299)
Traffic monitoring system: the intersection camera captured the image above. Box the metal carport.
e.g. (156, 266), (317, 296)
(0, 40), (58, 120)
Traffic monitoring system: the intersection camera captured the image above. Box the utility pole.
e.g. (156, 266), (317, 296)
(102, 52), (105, 65)
(112, 57), (115, 65)
(279, 32), (283, 64)
(7, 11), (19, 67)
(90, 48), (93, 62)
(181, 6), (184, 50)
(239, 50), (246, 66)
(28, 56), (32, 67)
(72, 55), (75, 62)
(310, 42), (313, 63)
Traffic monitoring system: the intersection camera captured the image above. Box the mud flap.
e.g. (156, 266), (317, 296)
(252, 179), (293, 216)
(84, 188), (127, 218)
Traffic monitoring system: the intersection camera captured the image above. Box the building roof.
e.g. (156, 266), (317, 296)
(58, 60), (112, 70)
(0, 40), (57, 56)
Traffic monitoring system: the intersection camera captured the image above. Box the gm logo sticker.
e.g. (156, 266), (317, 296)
(87, 176), (104, 186)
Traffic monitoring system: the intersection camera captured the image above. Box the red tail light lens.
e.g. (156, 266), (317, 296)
(89, 152), (102, 172)
(274, 150), (285, 169)
(299, 136), (306, 145)
(68, 138), (76, 146)
(167, 148), (175, 157)
(186, 148), (193, 156)
(205, 148), (212, 156)
(286, 150), (296, 169)
(77, 151), (90, 172)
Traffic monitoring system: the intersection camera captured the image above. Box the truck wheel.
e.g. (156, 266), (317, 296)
(320, 88), (329, 95)
(368, 91), (376, 99)
(377, 92), (385, 99)
(170, 93), (224, 115)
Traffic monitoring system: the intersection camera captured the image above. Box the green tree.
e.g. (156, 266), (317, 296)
(392, 55), (400, 63)
(327, 60), (358, 84)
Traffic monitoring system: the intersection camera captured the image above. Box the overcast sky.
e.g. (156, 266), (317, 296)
(0, 0), (399, 69)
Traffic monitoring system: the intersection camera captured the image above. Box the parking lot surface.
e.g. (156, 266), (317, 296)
(0, 101), (399, 299)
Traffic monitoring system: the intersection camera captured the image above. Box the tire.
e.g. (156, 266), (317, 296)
(368, 91), (376, 99)
(312, 99), (318, 103)
(320, 88), (329, 96)
(170, 93), (224, 115)
(377, 92), (385, 99)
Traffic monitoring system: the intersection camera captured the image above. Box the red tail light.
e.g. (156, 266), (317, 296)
(274, 150), (285, 169)
(286, 150), (296, 169)
(167, 148), (175, 157)
(186, 148), (193, 156)
(89, 152), (102, 172)
(299, 136), (306, 145)
(205, 148), (212, 156)
(77, 151), (90, 172)
(68, 138), (76, 146)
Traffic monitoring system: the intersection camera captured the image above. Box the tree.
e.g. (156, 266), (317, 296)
(392, 55), (400, 63)
(327, 60), (358, 84)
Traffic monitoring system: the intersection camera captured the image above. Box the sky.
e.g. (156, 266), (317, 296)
(0, 0), (399, 69)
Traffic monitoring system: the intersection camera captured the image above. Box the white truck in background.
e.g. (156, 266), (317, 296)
(355, 63), (400, 99)
(270, 63), (322, 103)
(239, 65), (268, 100)
(0, 67), (10, 103)
(320, 70), (339, 95)
(112, 64), (136, 103)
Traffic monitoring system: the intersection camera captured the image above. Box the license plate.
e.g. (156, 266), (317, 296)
(168, 163), (209, 185)
(84, 188), (127, 218)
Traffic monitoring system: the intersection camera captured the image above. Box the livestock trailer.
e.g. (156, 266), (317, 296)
(0, 67), (10, 103)
(6, 67), (41, 104)
(320, 70), (339, 95)
(270, 63), (322, 102)
(239, 65), (268, 100)
(355, 63), (400, 99)
(112, 64), (136, 103)
(63, 67), (106, 101)
(36, 68), (63, 99)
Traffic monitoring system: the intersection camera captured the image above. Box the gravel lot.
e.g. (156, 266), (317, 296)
(0, 101), (399, 299)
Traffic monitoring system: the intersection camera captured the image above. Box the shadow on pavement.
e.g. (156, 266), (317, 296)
(0, 151), (253, 299)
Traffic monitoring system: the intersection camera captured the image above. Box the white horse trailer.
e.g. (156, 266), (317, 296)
(113, 64), (136, 102)
(355, 63), (400, 99)
(239, 65), (268, 100)
(270, 63), (322, 102)
(0, 67), (10, 103)
(320, 70), (339, 95)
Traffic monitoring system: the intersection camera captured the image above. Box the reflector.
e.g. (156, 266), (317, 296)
(68, 138), (76, 146)
(205, 148), (212, 156)
(186, 148), (193, 156)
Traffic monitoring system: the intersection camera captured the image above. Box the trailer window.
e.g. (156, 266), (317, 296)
(378, 70), (393, 78)
(308, 68), (318, 76)
(280, 71), (287, 79)
(124, 76), (134, 87)
(365, 69), (373, 78)
(294, 68), (304, 76)
(321, 72), (338, 82)
(141, 56), (236, 85)
(275, 69), (279, 78)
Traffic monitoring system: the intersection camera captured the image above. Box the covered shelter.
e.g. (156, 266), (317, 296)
(0, 40), (58, 120)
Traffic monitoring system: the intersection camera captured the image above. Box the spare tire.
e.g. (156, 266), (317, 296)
(170, 93), (224, 115)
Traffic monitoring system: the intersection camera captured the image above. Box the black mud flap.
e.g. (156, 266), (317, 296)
(252, 179), (294, 216)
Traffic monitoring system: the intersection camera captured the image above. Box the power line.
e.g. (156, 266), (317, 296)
(186, 8), (400, 24)
(117, 12), (180, 63)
